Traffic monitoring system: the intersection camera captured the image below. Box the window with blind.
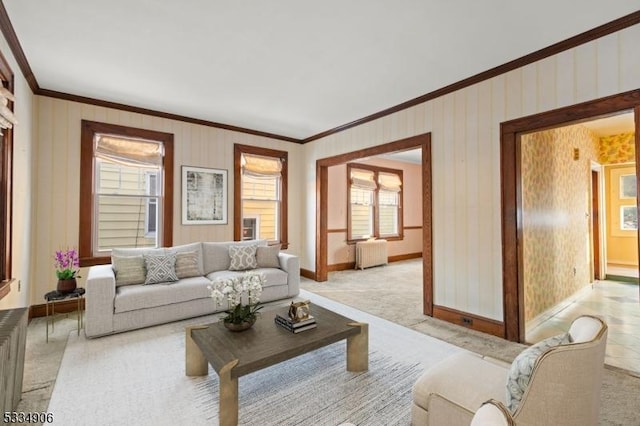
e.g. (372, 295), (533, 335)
(79, 121), (174, 265)
(234, 144), (288, 248)
(348, 163), (403, 242)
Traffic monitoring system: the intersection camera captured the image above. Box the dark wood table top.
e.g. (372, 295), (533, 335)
(190, 304), (362, 379)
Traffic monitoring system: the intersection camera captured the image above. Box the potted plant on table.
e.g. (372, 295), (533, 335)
(54, 248), (80, 294)
(209, 271), (265, 331)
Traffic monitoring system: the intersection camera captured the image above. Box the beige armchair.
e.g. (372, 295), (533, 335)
(411, 315), (608, 426)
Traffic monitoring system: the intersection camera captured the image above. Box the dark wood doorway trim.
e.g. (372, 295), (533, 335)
(501, 88), (640, 342)
(591, 169), (601, 281)
(316, 133), (433, 315)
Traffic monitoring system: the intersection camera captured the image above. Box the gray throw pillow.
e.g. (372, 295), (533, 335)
(505, 332), (572, 413)
(228, 245), (258, 271)
(144, 254), (178, 284)
(112, 255), (145, 286)
(256, 245), (281, 268)
(174, 251), (200, 279)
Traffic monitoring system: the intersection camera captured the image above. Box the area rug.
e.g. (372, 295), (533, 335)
(47, 294), (462, 425)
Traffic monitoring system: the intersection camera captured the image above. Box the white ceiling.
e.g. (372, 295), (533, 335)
(4, 1), (639, 140)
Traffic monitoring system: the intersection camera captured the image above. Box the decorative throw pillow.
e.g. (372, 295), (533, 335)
(144, 254), (178, 284)
(505, 332), (572, 413)
(112, 255), (146, 287)
(256, 244), (281, 268)
(174, 251), (200, 279)
(228, 245), (258, 271)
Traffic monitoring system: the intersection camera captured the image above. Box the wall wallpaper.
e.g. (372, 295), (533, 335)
(598, 132), (636, 164)
(521, 124), (600, 322)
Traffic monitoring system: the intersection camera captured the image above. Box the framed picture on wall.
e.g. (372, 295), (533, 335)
(620, 205), (638, 231)
(181, 166), (227, 225)
(620, 174), (637, 199)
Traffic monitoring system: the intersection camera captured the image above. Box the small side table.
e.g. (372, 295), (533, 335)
(44, 288), (85, 343)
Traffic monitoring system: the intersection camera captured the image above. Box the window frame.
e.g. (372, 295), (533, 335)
(0, 50), (14, 300)
(347, 162), (403, 243)
(79, 120), (174, 266)
(144, 171), (159, 237)
(234, 144), (288, 249)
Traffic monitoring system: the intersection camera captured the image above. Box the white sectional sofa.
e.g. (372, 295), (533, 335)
(84, 240), (300, 338)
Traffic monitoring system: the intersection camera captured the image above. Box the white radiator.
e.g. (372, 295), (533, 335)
(355, 239), (388, 269)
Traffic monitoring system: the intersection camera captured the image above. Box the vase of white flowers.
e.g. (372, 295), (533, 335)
(209, 271), (265, 331)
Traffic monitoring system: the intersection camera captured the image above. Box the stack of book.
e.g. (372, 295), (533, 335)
(274, 313), (317, 333)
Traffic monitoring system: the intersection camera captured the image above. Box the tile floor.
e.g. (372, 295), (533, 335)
(525, 280), (640, 374)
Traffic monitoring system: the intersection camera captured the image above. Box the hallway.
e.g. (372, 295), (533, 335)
(526, 280), (640, 374)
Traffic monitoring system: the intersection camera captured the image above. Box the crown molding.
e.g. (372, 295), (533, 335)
(1, 3), (639, 145)
(301, 10), (640, 143)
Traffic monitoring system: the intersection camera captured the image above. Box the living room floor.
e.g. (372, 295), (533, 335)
(301, 258), (640, 376)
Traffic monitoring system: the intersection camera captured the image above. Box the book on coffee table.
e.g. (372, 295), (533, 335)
(274, 314), (316, 333)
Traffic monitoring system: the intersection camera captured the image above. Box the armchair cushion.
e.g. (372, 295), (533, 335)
(505, 332), (572, 412)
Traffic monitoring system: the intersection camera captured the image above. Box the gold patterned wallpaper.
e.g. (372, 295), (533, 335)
(598, 133), (635, 164)
(521, 125), (600, 322)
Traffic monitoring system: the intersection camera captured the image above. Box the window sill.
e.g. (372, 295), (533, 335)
(0, 278), (15, 301)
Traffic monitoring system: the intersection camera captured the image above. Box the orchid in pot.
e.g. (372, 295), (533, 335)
(209, 271), (265, 331)
(54, 248), (81, 293)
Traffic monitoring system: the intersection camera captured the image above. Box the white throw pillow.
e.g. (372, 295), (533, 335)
(228, 245), (258, 271)
(505, 332), (572, 413)
(144, 254), (178, 284)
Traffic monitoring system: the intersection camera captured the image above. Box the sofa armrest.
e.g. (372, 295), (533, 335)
(85, 264), (116, 338)
(278, 252), (300, 297)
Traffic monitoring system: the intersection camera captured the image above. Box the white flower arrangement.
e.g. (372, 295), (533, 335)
(208, 271), (265, 324)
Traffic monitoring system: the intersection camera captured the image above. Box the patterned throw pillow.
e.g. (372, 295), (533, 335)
(228, 245), (258, 271)
(112, 255), (146, 286)
(144, 254), (179, 284)
(505, 332), (572, 413)
(256, 245), (281, 268)
(174, 251), (200, 279)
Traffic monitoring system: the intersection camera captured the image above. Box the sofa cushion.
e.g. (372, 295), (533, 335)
(505, 333), (572, 413)
(229, 244), (258, 270)
(168, 242), (204, 275)
(256, 244), (281, 268)
(207, 268), (287, 288)
(114, 276), (212, 313)
(174, 251), (201, 279)
(202, 239), (268, 274)
(112, 255), (146, 287)
(144, 253), (179, 284)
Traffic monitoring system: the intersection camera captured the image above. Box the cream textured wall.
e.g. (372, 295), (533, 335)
(0, 39), (35, 310)
(302, 24), (640, 321)
(31, 98), (302, 306)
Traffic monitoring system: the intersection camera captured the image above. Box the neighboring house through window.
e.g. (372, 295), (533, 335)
(234, 144), (288, 248)
(79, 121), (174, 266)
(348, 163), (403, 242)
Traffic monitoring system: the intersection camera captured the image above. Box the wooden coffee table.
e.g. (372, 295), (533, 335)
(185, 304), (368, 426)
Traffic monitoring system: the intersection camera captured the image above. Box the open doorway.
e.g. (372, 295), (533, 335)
(315, 133), (433, 315)
(501, 90), (640, 373)
(500, 88), (640, 339)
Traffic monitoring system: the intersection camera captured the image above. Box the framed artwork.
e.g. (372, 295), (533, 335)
(181, 166), (227, 224)
(619, 174), (637, 199)
(620, 205), (638, 231)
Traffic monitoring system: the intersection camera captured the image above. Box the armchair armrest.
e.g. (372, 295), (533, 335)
(278, 252), (300, 297)
(471, 400), (515, 426)
(85, 264), (116, 338)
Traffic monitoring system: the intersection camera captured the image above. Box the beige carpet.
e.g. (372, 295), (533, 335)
(15, 261), (640, 425)
(301, 259), (640, 425)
